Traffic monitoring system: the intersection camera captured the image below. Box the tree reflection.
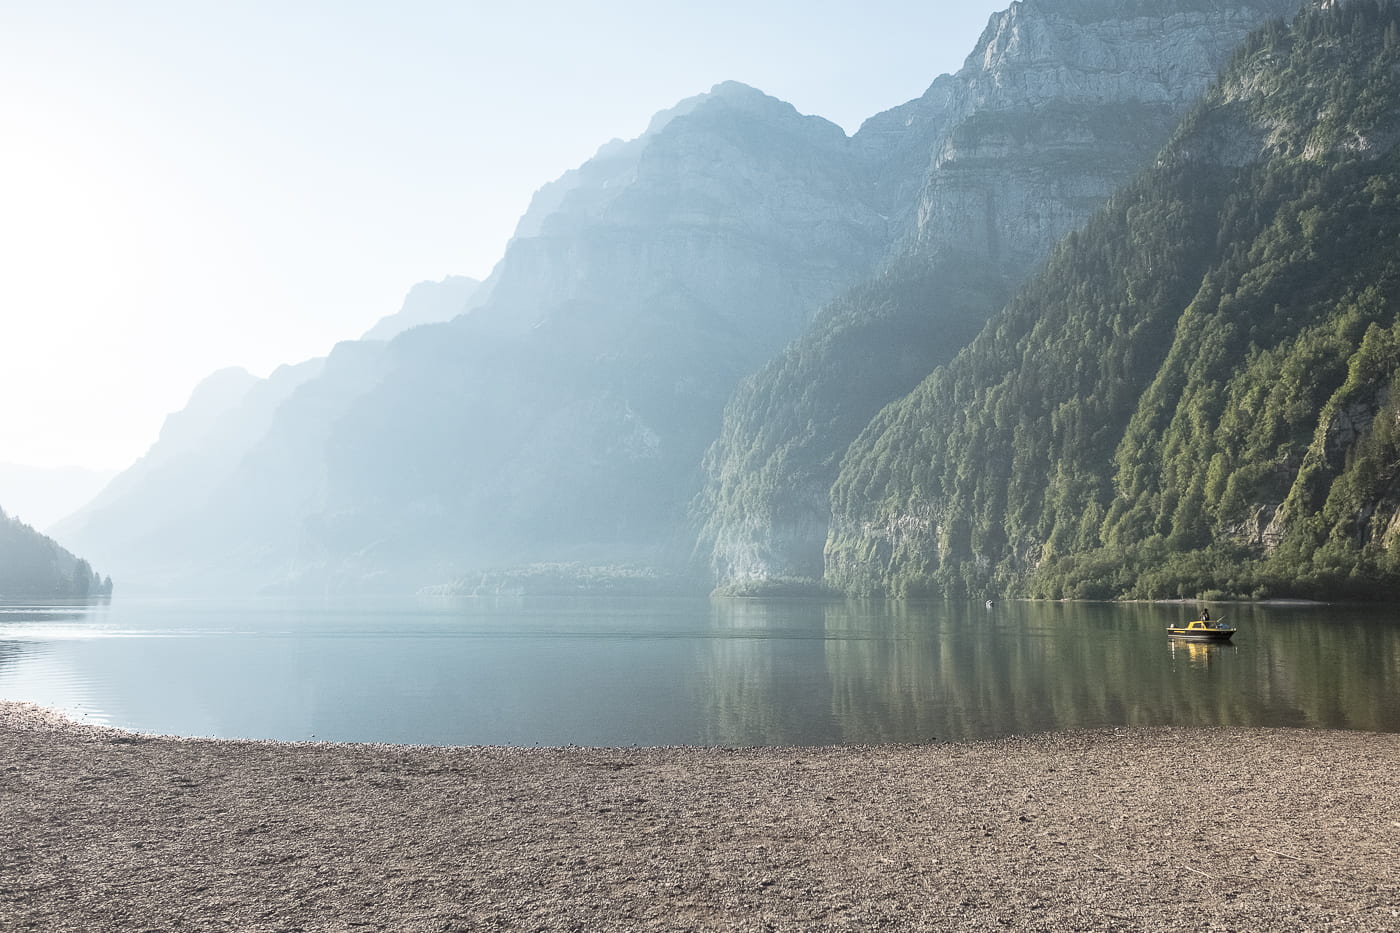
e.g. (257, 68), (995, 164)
(699, 600), (1400, 744)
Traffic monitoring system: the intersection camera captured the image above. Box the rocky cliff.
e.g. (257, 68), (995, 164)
(281, 82), (903, 592)
(695, 0), (1304, 592)
(827, 0), (1400, 600)
(67, 0), (1337, 597)
(471, 81), (892, 356)
(71, 82), (905, 593)
(910, 0), (1303, 267)
(361, 276), (480, 342)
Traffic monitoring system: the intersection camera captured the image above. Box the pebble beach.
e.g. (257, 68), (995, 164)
(3, 700), (1398, 931)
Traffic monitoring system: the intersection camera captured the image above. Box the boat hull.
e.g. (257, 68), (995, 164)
(1167, 627), (1236, 641)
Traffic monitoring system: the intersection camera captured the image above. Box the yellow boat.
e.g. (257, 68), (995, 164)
(1167, 618), (1236, 641)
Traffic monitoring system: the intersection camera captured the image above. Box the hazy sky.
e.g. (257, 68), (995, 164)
(1, 1), (1006, 472)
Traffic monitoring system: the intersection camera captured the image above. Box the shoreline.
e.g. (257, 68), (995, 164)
(4, 701), (1398, 931)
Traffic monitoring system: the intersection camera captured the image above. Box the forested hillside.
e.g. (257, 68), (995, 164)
(693, 0), (1301, 594)
(62, 0), (1384, 601)
(695, 256), (1008, 593)
(0, 507), (112, 599)
(61, 82), (901, 594)
(828, 1), (1400, 601)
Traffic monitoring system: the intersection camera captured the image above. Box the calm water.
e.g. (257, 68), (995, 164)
(0, 597), (1396, 746)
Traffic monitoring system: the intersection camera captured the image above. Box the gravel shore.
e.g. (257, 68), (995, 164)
(3, 700), (1398, 931)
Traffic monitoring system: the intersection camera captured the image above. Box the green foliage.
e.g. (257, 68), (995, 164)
(692, 252), (1010, 583)
(829, 2), (1400, 600)
(0, 506), (113, 599)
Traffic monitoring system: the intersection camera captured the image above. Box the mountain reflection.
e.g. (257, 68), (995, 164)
(1, 598), (1397, 745)
(696, 599), (837, 745)
(0, 608), (90, 624)
(698, 600), (1400, 745)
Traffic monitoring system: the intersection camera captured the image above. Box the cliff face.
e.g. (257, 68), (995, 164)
(71, 82), (907, 593)
(66, 1), (1340, 597)
(472, 81), (891, 357)
(904, 0), (1304, 267)
(283, 83), (902, 592)
(360, 276), (480, 342)
(695, 0), (1304, 592)
(827, 1), (1400, 601)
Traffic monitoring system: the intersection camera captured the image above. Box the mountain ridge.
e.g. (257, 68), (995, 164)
(61, 77), (906, 593)
(827, 0), (1400, 600)
(693, 0), (1306, 593)
(62, 0), (1386, 603)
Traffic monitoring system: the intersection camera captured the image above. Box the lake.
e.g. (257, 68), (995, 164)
(1, 597), (1396, 746)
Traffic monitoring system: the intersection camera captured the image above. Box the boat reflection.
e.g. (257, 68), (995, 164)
(1169, 638), (1237, 669)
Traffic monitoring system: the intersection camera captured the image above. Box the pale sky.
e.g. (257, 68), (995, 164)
(1, 1), (1006, 472)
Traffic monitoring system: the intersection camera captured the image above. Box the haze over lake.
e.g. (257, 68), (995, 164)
(2, 598), (1396, 746)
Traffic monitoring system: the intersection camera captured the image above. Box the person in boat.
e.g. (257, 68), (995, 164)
(1201, 607), (1210, 622)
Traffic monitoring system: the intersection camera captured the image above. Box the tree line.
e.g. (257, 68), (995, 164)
(0, 507), (113, 599)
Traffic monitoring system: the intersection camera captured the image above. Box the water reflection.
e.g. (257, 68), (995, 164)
(696, 600), (837, 745)
(0, 605), (89, 706)
(1168, 640), (1232, 669)
(0, 641), (22, 676)
(700, 599), (1400, 744)
(0, 597), (1397, 745)
(0, 607), (91, 624)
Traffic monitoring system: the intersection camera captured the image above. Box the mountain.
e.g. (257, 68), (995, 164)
(693, 0), (1304, 593)
(0, 506), (112, 599)
(52, 360), (329, 592)
(0, 463), (117, 533)
(827, 1), (1400, 600)
(361, 276), (480, 342)
(282, 82), (900, 592)
(71, 0), (1366, 599)
(462, 81), (892, 355)
(66, 82), (902, 593)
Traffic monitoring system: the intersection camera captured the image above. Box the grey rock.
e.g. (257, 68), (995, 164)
(699, 0), (1305, 590)
(361, 276), (480, 342)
